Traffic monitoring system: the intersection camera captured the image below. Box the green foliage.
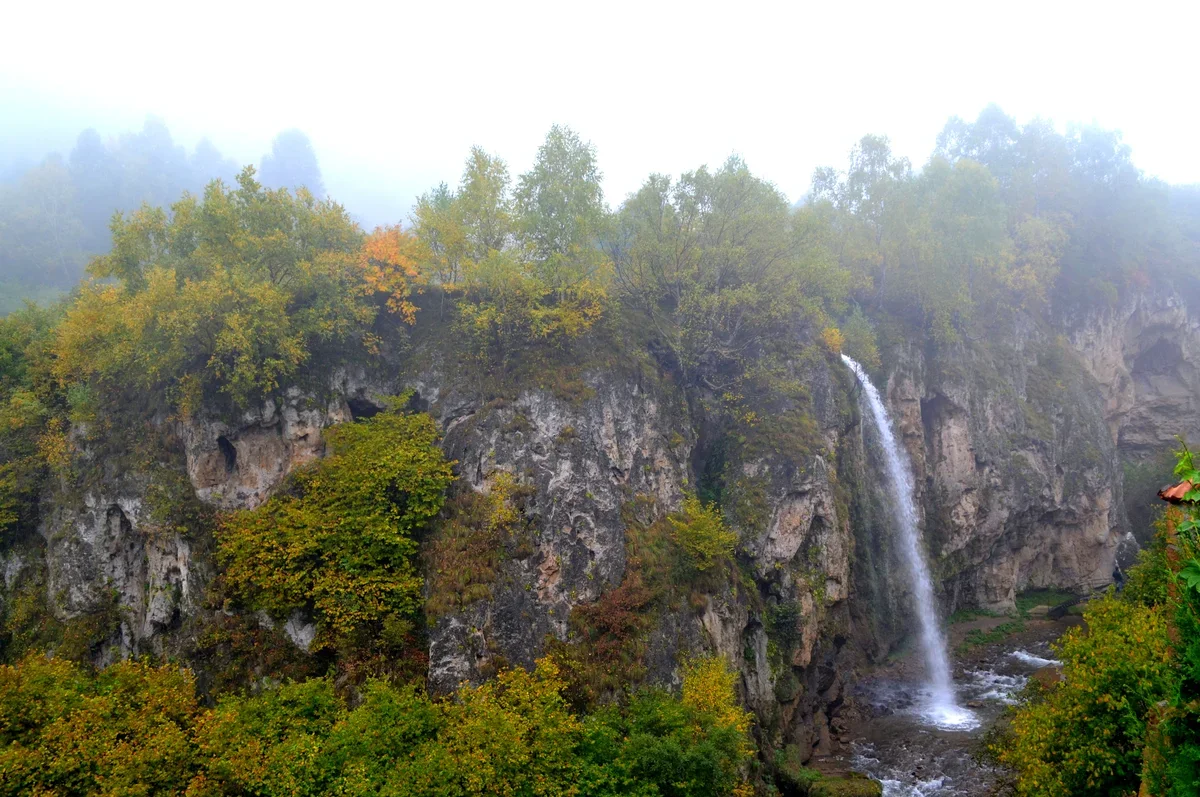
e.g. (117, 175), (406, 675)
(52, 168), (372, 417)
(992, 597), (1175, 795)
(614, 157), (847, 393)
(995, 445), (1200, 795)
(0, 654), (755, 796)
(552, 497), (745, 709)
(217, 403), (453, 654)
(1124, 512), (1176, 608)
(1014, 588), (1076, 617)
(576, 658), (754, 797)
(1145, 450), (1200, 794)
(669, 493), (737, 573)
(412, 128), (610, 370)
(401, 659), (583, 796)
(514, 124), (611, 290)
(0, 304), (62, 540)
(809, 106), (1199, 344)
(838, 306), (881, 371)
(0, 654), (202, 796)
(958, 620), (1025, 653)
(191, 677), (343, 796)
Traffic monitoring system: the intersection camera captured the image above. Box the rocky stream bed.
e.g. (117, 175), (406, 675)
(814, 612), (1082, 796)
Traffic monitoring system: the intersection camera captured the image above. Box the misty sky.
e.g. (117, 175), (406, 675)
(3, 1), (1197, 227)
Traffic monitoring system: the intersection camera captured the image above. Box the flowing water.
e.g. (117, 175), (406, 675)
(841, 355), (975, 731)
(841, 637), (1065, 796)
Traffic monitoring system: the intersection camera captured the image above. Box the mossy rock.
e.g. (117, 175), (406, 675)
(776, 754), (822, 793)
(809, 773), (883, 797)
(774, 670), (803, 703)
(774, 745), (881, 796)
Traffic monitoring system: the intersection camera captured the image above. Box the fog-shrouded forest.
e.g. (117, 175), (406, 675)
(2, 101), (1200, 796)
(5, 105), (1199, 319)
(0, 119), (325, 313)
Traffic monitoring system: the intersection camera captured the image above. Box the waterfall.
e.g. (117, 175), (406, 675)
(841, 355), (975, 730)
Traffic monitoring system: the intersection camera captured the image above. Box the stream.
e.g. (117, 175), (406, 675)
(823, 616), (1076, 796)
(835, 357), (1077, 795)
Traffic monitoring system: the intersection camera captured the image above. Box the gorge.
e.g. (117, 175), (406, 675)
(2, 107), (1199, 795)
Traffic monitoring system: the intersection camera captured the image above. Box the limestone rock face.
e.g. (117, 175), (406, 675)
(1067, 288), (1200, 457)
(181, 389), (352, 510)
(882, 316), (1124, 612)
(19, 287), (1200, 763)
(420, 371), (693, 692)
(40, 491), (198, 657)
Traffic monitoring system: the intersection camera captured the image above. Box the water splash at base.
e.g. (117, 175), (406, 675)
(842, 354), (974, 730)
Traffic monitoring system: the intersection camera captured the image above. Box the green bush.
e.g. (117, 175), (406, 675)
(0, 654), (202, 796)
(669, 494), (737, 573)
(217, 402), (454, 654)
(991, 595), (1175, 795)
(0, 654), (756, 796)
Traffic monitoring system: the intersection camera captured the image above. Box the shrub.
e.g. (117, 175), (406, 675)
(0, 654), (201, 795)
(190, 678), (342, 796)
(576, 657), (754, 797)
(991, 597), (1175, 796)
(217, 403), (453, 653)
(669, 494), (737, 573)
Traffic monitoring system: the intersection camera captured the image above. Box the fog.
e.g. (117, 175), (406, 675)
(2, 0), (1198, 301)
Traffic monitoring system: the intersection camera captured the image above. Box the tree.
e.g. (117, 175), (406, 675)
(189, 138), (239, 194)
(359, 224), (427, 323)
(259, 129), (326, 197)
(0, 156), (85, 288)
(992, 598), (1174, 796)
(52, 168), (371, 417)
(411, 136), (610, 365)
(113, 117), (193, 212)
(0, 304), (62, 540)
(458, 146), (514, 259)
(515, 125), (609, 290)
(67, 128), (120, 253)
(614, 156), (843, 391)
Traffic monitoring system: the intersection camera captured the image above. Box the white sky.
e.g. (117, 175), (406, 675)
(3, 0), (1198, 226)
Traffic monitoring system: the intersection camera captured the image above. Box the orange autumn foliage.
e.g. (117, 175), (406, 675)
(360, 225), (426, 323)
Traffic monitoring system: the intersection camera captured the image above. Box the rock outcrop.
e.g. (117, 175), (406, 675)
(1067, 287), (1200, 458)
(420, 370), (692, 692)
(883, 315), (1125, 612)
(40, 489), (199, 658)
(16, 287), (1199, 762)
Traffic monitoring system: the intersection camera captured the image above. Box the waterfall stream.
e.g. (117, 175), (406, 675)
(841, 355), (976, 730)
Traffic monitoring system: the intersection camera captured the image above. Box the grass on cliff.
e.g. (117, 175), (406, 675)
(1014, 588), (1076, 616)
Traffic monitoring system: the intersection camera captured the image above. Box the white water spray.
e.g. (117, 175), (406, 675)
(842, 355), (975, 730)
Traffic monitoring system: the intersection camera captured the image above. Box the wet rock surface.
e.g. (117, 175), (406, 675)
(824, 616), (1075, 796)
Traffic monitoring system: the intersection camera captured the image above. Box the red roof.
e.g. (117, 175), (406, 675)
(1158, 480), (1194, 503)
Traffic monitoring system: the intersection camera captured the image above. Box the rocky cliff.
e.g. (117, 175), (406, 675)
(12, 289), (1197, 762)
(883, 313), (1125, 612)
(1067, 287), (1200, 458)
